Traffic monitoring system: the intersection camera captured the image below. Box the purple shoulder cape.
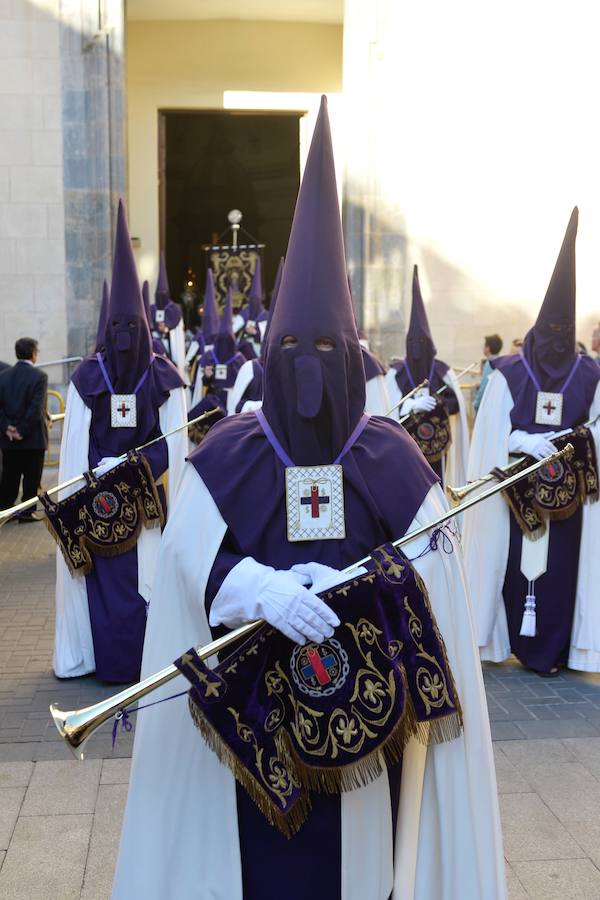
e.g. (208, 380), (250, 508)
(189, 412), (438, 571)
(71, 355), (184, 469)
(361, 347), (386, 382)
(492, 352), (600, 433)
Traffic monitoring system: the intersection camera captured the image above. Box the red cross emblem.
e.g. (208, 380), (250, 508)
(301, 484), (330, 519)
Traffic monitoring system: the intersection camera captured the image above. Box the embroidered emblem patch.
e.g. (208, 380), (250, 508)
(416, 421), (435, 441)
(92, 491), (119, 519)
(290, 639), (350, 698)
(110, 394), (137, 428)
(535, 391), (563, 427)
(285, 464), (345, 542)
(155, 309), (165, 324)
(538, 459), (564, 484)
(215, 364), (228, 381)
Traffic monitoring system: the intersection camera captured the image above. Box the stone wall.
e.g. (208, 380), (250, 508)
(0, 0), (66, 367)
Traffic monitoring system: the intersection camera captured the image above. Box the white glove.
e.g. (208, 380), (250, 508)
(291, 561), (367, 594)
(400, 395), (437, 416)
(508, 430), (556, 461)
(209, 557), (341, 645)
(93, 456), (124, 476)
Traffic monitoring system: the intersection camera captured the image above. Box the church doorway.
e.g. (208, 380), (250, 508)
(158, 109), (302, 306)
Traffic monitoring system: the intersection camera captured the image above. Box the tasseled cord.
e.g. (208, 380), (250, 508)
(520, 580), (537, 637)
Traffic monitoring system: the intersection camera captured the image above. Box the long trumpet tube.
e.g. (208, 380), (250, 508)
(399, 362), (478, 424)
(446, 415), (598, 504)
(0, 407), (220, 524)
(50, 442), (574, 759)
(384, 379), (429, 418)
(35, 356), (84, 368)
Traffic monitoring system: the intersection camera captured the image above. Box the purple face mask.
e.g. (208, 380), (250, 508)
(115, 330), (132, 352)
(294, 355), (323, 418)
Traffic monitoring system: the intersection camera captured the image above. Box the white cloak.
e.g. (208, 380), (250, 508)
(228, 359), (258, 415)
(384, 368), (469, 489)
(112, 467), (505, 900)
(168, 319), (187, 381)
(52, 382), (188, 678)
(462, 369), (600, 671)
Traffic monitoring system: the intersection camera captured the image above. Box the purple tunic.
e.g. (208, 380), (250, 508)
(71, 354), (183, 683)
(492, 352), (599, 672)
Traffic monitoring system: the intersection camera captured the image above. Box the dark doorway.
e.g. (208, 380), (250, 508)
(160, 110), (302, 305)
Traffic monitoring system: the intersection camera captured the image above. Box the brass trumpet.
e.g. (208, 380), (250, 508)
(50, 442), (574, 759)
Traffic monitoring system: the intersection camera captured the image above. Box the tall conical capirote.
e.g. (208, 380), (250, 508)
(155, 252), (170, 310)
(262, 256), (284, 351)
(213, 285), (236, 363)
(405, 265), (436, 384)
(141, 280), (151, 326)
(521, 207), (578, 387)
(247, 256), (264, 320)
(202, 269), (219, 346)
(104, 199), (152, 392)
(94, 279), (110, 353)
(262, 95), (365, 466)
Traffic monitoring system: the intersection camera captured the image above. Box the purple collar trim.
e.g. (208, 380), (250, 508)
(404, 359), (435, 389)
(96, 352), (152, 395)
(520, 353), (582, 394)
(211, 348), (239, 368)
(255, 409), (370, 468)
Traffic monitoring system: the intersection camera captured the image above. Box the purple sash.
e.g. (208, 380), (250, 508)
(175, 542), (462, 836)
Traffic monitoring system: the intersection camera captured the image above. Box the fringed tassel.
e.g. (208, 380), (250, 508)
(520, 582), (537, 637)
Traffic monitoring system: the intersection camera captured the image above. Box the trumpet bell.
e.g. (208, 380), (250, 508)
(50, 703), (89, 760)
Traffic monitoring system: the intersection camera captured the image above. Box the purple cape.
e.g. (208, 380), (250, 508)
(361, 346), (386, 381)
(492, 352), (599, 433)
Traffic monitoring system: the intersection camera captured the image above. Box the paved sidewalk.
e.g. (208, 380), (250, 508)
(1, 523), (600, 898)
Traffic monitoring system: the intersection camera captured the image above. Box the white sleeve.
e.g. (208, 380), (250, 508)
(364, 374), (391, 416)
(384, 369), (403, 419)
(442, 368), (470, 490)
(158, 386), (188, 508)
(570, 381), (600, 668)
(52, 384), (95, 678)
(227, 359), (257, 416)
(461, 370), (513, 652)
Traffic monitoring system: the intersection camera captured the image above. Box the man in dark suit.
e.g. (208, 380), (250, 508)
(0, 338), (49, 522)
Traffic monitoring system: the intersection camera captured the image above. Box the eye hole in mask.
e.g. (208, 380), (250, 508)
(314, 336), (336, 352)
(281, 335), (298, 348)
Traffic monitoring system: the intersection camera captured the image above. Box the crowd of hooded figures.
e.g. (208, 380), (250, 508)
(43, 97), (600, 900)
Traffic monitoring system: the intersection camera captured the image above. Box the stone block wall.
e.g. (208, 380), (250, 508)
(0, 0), (66, 367)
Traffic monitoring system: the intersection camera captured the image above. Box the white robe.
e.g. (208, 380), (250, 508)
(112, 467), (505, 900)
(462, 370), (600, 672)
(168, 319), (187, 381)
(52, 382), (188, 678)
(365, 374), (391, 416)
(385, 368), (469, 489)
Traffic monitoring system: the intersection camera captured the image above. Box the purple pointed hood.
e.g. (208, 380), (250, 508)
(213, 285), (236, 363)
(94, 279), (110, 353)
(247, 256), (265, 321)
(143, 280), (167, 357)
(262, 256), (284, 352)
(262, 96), (365, 466)
(521, 207), (578, 389)
(154, 252), (171, 310)
(405, 265), (436, 384)
(103, 200), (152, 392)
(202, 268), (219, 346)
